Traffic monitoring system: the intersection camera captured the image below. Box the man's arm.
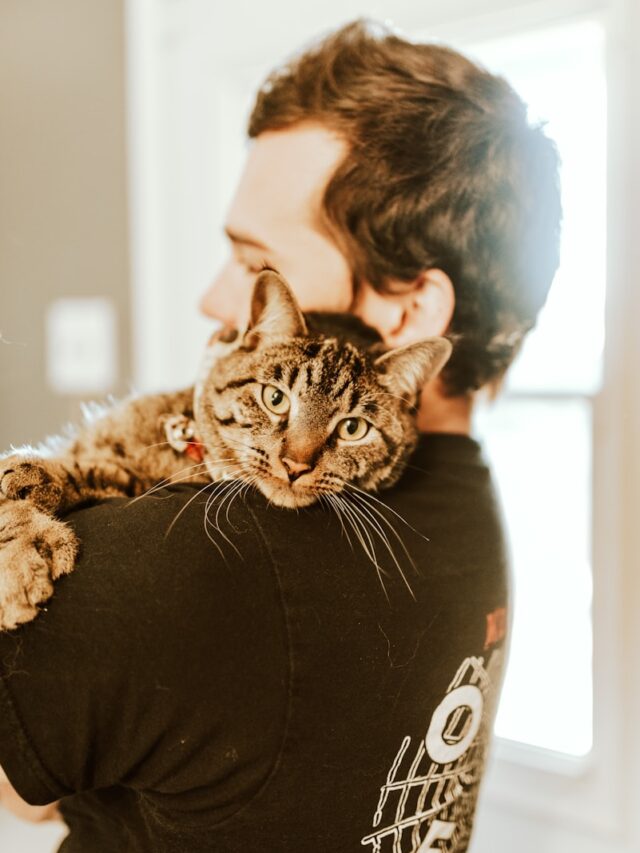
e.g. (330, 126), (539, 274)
(0, 486), (288, 828)
(0, 763), (61, 822)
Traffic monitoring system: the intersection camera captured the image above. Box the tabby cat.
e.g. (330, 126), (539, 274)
(0, 270), (451, 630)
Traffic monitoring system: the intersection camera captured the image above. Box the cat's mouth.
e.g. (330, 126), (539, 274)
(256, 475), (320, 509)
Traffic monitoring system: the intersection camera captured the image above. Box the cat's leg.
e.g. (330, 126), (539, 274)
(0, 498), (78, 630)
(0, 386), (201, 513)
(0, 455), (69, 513)
(0, 453), (152, 515)
(0, 449), (198, 631)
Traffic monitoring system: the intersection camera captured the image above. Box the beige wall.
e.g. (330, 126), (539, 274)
(0, 0), (130, 448)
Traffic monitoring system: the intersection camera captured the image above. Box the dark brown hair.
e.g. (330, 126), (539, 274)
(248, 19), (562, 395)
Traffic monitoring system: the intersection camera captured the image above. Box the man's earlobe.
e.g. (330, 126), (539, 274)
(350, 268), (455, 348)
(406, 268), (455, 340)
(369, 267), (455, 348)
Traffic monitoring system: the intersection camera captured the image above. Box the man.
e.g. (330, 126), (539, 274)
(0, 19), (560, 852)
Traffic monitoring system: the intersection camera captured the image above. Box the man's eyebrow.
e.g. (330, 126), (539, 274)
(224, 226), (270, 252)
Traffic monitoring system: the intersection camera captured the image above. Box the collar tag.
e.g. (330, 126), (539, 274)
(185, 441), (205, 463)
(164, 415), (205, 462)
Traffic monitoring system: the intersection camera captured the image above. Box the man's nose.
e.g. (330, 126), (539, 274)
(281, 456), (314, 482)
(199, 261), (249, 327)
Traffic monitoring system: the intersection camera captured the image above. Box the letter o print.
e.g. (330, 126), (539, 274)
(425, 684), (484, 764)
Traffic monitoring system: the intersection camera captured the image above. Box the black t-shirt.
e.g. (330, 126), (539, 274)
(0, 434), (510, 852)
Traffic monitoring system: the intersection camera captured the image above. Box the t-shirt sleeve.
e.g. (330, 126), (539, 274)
(0, 487), (288, 809)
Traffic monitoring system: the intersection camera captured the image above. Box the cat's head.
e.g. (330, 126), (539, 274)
(194, 270), (451, 509)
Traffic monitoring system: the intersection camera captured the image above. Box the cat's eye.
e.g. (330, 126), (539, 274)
(336, 417), (369, 441)
(261, 384), (290, 415)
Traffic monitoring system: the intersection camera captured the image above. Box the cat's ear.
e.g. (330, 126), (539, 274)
(245, 270), (307, 345)
(374, 337), (452, 397)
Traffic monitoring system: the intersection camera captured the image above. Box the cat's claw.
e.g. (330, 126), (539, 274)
(0, 501), (79, 631)
(0, 457), (64, 513)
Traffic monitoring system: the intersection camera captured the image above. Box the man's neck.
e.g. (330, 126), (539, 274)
(416, 380), (473, 435)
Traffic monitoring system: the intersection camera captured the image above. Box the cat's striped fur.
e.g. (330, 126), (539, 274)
(0, 271), (451, 629)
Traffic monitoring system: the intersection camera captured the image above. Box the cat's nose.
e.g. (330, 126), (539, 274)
(281, 456), (313, 482)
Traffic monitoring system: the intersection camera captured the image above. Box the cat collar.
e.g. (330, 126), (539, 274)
(164, 415), (206, 463)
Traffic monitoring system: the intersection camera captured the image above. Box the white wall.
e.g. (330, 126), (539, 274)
(0, 0), (131, 449)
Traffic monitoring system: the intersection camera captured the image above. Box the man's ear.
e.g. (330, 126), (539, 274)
(244, 269), (307, 347)
(392, 268), (455, 345)
(353, 268), (455, 348)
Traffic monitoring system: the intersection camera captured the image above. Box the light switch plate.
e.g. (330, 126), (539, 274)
(46, 297), (117, 395)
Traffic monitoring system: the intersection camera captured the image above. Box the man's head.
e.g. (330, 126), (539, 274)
(201, 18), (561, 398)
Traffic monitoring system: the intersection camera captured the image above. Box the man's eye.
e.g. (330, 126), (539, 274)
(238, 258), (268, 275)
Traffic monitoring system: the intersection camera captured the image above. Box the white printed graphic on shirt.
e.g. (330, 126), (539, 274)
(361, 651), (503, 852)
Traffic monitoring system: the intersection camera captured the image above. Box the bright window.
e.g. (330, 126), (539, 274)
(463, 19), (606, 756)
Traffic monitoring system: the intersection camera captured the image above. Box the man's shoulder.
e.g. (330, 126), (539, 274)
(55, 484), (285, 635)
(45, 434), (503, 627)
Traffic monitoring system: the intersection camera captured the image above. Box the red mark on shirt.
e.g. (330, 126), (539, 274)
(484, 608), (507, 649)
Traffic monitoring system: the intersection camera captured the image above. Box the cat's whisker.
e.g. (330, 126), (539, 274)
(164, 462), (253, 558)
(206, 468), (247, 499)
(213, 476), (250, 544)
(322, 493), (355, 553)
(331, 492), (382, 574)
(126, 462), (212, 505)
(339, 495), (393, 582)
(226, 473), (263, 532)
(202, 468), (255, 557)
(332, 493), (390, 603)
(131, 453), (243, 505)
(164, 478), (219, 539)
(203, 476), (234, 513)
(217, 434), (260, 453)
(213, 437), (270, 470)
(221, 476), (259, 539)
(331, 474), (425, 591)
(127, 455), (238, 506)
(139, 439), (181, 451)
(216, 475), (249, 534)
(202, 494), (233, 563)
(347, 490), (404, 562)
(344, 482), (421, 561)
(349, 491), (420, 584)
(346, 490), (417, 600)
(236, 475), (259, 511)
(165, 460), (251, 536)
(404, 462), (433, 476)
(240, 479), (256, 500)
(376, 389), (415, 404)
(225, 473), (260, 528)
(342, 481), (429, 542)
(202, 480), (242, 559)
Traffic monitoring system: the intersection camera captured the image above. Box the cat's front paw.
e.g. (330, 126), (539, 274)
(0, 456), (64, 513)
(0, 501), (79, 631)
